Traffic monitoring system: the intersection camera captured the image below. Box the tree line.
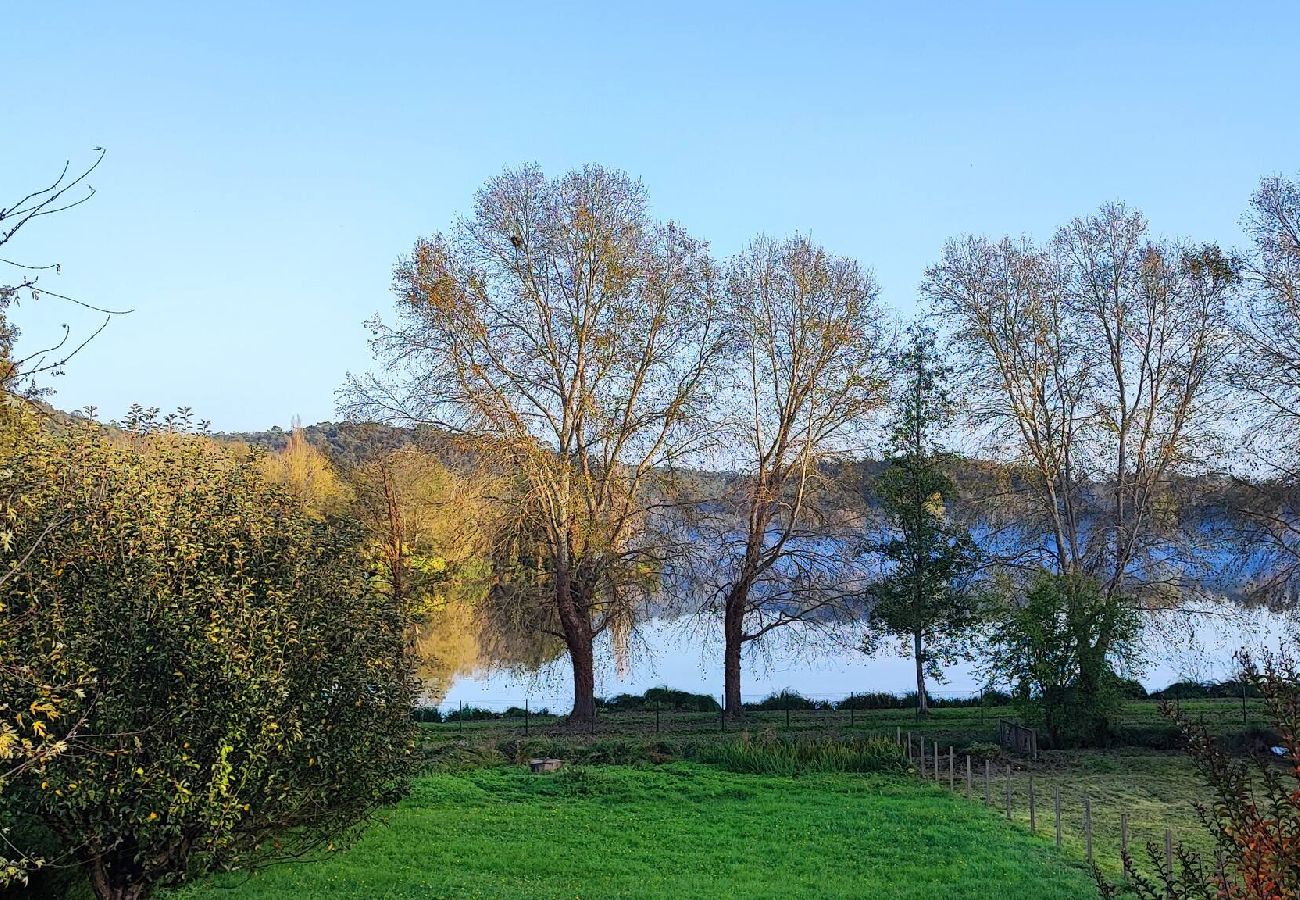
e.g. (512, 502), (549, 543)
(347, 163), (1300, 742)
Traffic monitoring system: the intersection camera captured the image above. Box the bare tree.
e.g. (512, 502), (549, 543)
(924, 204), (1235, 743)
(1, 149), (129, 398)
(704, 235), (888, 720)
(924, 202), (1235, 604)
(346, 164), (727, 725)
(1230, 173), (1300, 603)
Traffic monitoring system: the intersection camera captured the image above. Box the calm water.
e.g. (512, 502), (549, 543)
(440, 605), (1299, 712)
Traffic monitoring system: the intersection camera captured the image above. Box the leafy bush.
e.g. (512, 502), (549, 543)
(1116, 678), (1149, 699)
(837, 691), (908, 710)
(1148, 680), (1259, 701)
(598, 688), (721, 712)
(698, 734), (908, 776)
(0, 420), (417, 899)
(985, 572), (1140, 747)
(443, 705), (500, 722)
(501, 705), (551, 718)
(745, 690), (829, 711)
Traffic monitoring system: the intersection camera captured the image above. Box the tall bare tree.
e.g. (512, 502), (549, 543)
(347, 164), (727, 725)
(924, 204), (1235, 742)
(1230, 173), (1300, 601)
(924, 202), (1235, 601)
(705, 235), (888, 720)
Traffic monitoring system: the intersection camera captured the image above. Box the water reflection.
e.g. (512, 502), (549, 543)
(437, 605), (1299, 711)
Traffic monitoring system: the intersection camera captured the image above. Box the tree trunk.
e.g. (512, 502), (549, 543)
(87, 856), (147, 900)
(555, 564), (596, 727)
(723, 586), (745, 720)
(567, 630), (596, 726)
(913, 630), (930, 718)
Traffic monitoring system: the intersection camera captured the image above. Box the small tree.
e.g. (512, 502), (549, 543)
(0, 414), (416, 900)
(1097, 650), (1300, 899)
(347, 445), (493, 702)
(862, 325), (981, 717)
(984, 571), (1140, 747)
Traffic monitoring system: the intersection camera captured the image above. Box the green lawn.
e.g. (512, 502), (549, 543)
(170, 763), (1098, 899)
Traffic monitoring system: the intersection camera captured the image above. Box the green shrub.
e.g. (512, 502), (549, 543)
(598, 687), (721, 712)
(444, 705), (500, 722)
(1148, 680), (1259, 701)
(745, 690), (828, 711)
(0, 422), (417, 900)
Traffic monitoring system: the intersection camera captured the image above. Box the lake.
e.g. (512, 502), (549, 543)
(439, 604), (1300, 711)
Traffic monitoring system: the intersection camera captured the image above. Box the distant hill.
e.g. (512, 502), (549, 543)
(218, 420), (1296, 608)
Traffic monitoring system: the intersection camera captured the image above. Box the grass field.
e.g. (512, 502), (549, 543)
(412, 699), (1264, 885)
(169, 763), (1100, 899)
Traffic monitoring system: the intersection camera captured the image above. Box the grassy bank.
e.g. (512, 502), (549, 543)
(170, 763), (1098, 899)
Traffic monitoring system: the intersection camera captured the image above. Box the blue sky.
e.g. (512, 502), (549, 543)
(7, 2), (1298, 431)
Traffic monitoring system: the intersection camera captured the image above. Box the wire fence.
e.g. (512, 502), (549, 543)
(897, 729), (1226, 882)
(418, 691), (1275, 741)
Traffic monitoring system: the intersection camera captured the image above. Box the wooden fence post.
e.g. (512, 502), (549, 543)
(948, 747), (955, 790)
(1165, 828), (1174, 885)
(965, 755), (972, 798)
(1054, 787), (1062, 849)
(1084, 797), (1093, 864)
(1028, 774), (1036, 833)
(984, 759), (991, 804)
(785, 696), (791, 730)
(1005, 765), (1012, 818)
(1121, 813), (1129, 859)
(934, 742), (940, 783)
